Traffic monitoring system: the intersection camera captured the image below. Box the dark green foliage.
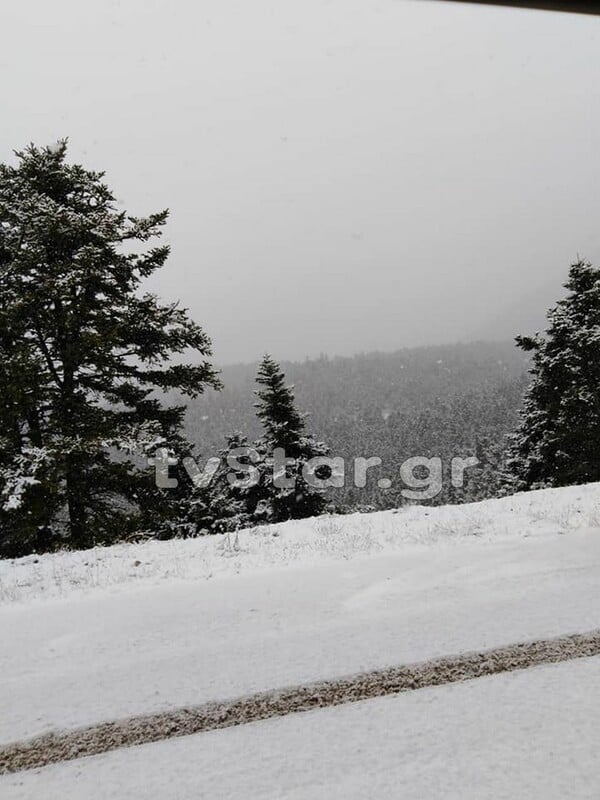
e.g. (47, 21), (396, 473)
(206, 433), (267, 532)
(207, 357), (331, 530)
(509, 260), (600, 489)
(253, 355), (330, 522)
(186, 342), (529, 510)
(254, 355), (305, 451)
(0, 141), (220, 556)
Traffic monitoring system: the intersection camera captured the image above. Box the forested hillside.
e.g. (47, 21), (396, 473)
(185, 341), (530, 510)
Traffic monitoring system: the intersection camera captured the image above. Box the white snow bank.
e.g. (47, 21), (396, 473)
(1, 482), (600, 605)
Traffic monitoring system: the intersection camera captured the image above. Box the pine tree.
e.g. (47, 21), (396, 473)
(509, 260), (600, 489)
(207, 433), (267, 532)
(255, 356), (306, 452)
(253, 355), (330, 521)
(0, 141), (220, 555)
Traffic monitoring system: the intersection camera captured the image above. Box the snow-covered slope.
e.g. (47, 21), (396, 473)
(1, 484), (599, 796)
(2, 482), (600, 605)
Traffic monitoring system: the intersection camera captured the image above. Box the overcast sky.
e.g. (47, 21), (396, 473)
(2, 0), (600, 364)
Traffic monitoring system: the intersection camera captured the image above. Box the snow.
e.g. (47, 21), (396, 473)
(0, 484), (599, 748)
(2, 481), (600, 605)
(2, 656), (599, 799)
(0, 483), (599, 795)
(0, 448), (47, 512)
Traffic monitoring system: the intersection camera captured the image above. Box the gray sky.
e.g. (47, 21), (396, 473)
(3, 0), (600, 364)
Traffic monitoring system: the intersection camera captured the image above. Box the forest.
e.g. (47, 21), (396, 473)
(184, 340), (530, 511)
(4, 142), (595, 556)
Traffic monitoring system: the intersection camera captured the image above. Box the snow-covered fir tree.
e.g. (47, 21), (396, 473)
(509, 260), (600, 489)
(207, 357), (331, 531)
(205, 433), (267, 532)
(253, 355), (331, 522)
(0, 142), (220, 555)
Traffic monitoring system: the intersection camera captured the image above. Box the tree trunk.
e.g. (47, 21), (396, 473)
(65, 457), (88, 548)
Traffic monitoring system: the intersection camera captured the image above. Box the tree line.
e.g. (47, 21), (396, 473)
(184, 341), (530, 511)
(1, 143), (598, 557)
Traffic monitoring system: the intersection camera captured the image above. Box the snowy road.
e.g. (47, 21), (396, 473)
(1, 527), (599, 745)
(2, 656), (599, 799)
(3, 629), (599, 774)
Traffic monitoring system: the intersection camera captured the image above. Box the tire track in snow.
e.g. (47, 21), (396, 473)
(2, 629), (600, 775)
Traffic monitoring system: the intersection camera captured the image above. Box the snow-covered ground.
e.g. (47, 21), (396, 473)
(1, 483), (599, 795)
(2, 482), (600, 605)
(3, 657), (599, 799)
